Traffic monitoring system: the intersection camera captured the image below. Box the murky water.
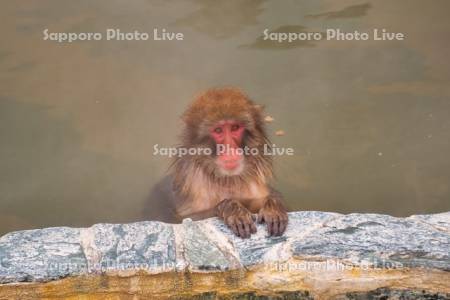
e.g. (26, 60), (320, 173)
(1, 1), (450, 235)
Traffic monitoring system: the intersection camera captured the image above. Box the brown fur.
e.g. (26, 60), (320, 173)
(170, 87), (288, 237)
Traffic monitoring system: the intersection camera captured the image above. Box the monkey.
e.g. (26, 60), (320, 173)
(146, 88), (288, 238)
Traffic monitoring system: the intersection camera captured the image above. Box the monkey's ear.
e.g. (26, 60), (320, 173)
(181, 112), (188, 124)
(181, 110), (193, 125)
(251, 103), (266, 126)
(253, 104), (265, 112)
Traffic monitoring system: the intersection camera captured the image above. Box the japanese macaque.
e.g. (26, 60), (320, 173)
(148, 88), (288, 238)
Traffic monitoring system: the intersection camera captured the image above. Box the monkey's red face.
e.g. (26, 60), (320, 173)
(210, 120), (245, 175)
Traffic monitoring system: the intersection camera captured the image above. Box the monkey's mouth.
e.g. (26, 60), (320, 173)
(216, 157), (245, 176)
(221, 159), (240, 170)
(217, 149), (244, 171)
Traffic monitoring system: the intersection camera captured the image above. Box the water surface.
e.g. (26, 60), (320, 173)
(1, 0), (450, 235)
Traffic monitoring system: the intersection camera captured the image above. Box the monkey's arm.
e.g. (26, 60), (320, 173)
(257, 188), (288, 236)
(215, 199), (257, 238)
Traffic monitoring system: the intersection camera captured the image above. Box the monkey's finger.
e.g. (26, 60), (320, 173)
(271, 216), (280, 236)
(243, 221), (251, 238)
(234, 223), (242, 238)
(228, 220), (240, 237)
(265, 216), (273, 235)
(247, 215), (256, 237)
(278, 218), (287, 235)
(237, 219), (247, 238)
(250, 220), (257, 234)
(257, 212), (264, 224)
(268, 221), (274, 236)
(281, 214), (289, 234)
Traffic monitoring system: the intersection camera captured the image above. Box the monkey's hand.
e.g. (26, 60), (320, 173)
(216, 199), (257, 239)
(257, 197), (288, 236)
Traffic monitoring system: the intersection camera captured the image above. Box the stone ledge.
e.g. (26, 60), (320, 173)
(0, 211), (449, 299)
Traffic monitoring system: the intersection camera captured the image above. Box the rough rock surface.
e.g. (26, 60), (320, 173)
(0, 211), (449, 299)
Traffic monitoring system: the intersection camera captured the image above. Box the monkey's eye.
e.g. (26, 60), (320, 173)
(231, 124), (240, 131)
(214, 127), (223, 134)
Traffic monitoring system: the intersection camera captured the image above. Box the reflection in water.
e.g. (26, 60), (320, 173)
(172, 0), (267, 39)
(0, 0), (450, 235)
(306, 3), (372, 20)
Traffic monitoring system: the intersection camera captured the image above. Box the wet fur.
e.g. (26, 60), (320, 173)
(172, 88), (273, 217)
(146, 87), (288, 237)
